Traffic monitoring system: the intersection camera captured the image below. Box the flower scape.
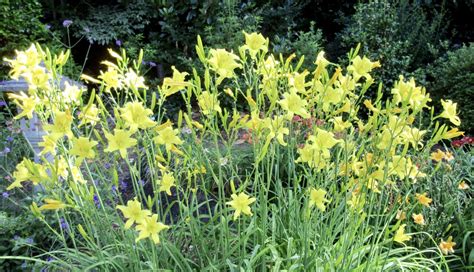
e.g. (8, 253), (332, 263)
(2, 34), (472, 271)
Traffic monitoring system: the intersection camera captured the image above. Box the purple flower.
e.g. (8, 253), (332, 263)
(119, 180), (128, 190)
(0, 101), (7, 107)
(13, 235), (20, 240)
(115, 40), (122, 47)
(47, 257), (54, 262)
(3, 147), (10, 154)
(62, 20), (73, 28)
(111, 185), (117, 194)
(6, 136), (13, 142)
(93, 194), (100, 208)
(104, 163), (111, 169)
(148, 61), (157, 67)
(25, 237), (34, 244)
(59, 218), (69, 232)
(2, 192), (9, 198)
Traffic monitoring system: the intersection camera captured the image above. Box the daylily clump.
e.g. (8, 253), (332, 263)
(3, 32), (469, 270)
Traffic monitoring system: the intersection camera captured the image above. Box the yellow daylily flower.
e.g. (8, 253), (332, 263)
(98, 67), (122, 91)
(347, 56), (380, 81)
(135, 214), (169, 244)
(120, 102), (156, 132)
(277, 89), (310, 119)
(39, 199), (67, 210)
(442, 127), (464, 140)
(124, 69), (147, 90)
(4, 44), (42, 79)
(394, 224), (411, 244)
(161, 66), (190, 97)
(198, 91), (221, 115)
(226, 192), (256, 220)
(309, 188), (330, 212)
(8, 92), (39, 119)
(38, 133), (61, 156)
(7, 160), (31, 190)
(70, 136), (98, 164)
(158, 172), (175, 196)
(116, 199), (151, 229)
(79, 104), (100, 126)
(208, 49), (241, 84)
(241, 31), (268, 58)
(104, 129), (137, 159)
(45, 110), (74, 138)
(440, 99), (461, 126)
(263, 115), (289, 146)
(153, 126), (183, 151)
(331, 116), (352, 132)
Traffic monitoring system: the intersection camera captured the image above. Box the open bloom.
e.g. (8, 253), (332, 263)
(135, 214), (169, 244)
(440, 99), (461, 126)
(158, 172), (175, 196)
(117, 199), (151, 229)
(278, 90), (310, 119)
(458, 181), (469, 190)
(412, 213), (425, 225)
(70, 136), (98, 164)
(415, 193), (432, 207)
(104, 129), (137, 159)
(161, 66), (190, 97)
(241, 31), (268, 58)
(120, 102), (156, 132)
(198, 91), (221, 115)
(208, 49), (241, 84)
(439, 236), (456, 255)
(226, 192), (256, 220)
(154, 126), (183, 151)
(309, 188), (330, 212)
(394, 224), (411, 244)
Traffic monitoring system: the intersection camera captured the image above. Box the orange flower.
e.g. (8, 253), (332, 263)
(415, 193), (432, 207)
(412, 213), (425, 225)
(439, 236), (456, 255)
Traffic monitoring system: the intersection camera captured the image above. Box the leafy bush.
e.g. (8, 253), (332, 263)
(425, 44), (474, 134)
(0, 0), (48, 79)
(273, 21), (324, 69)
(0, 33), (470, 270)
(337, 0), (447, 88)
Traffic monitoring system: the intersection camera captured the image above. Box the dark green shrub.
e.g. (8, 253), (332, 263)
(336, 0), (447, 88)
(0, 0), (48, 79)
(273, 21), (324, 69)
(425, 44), (474, 134)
